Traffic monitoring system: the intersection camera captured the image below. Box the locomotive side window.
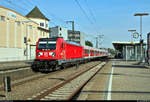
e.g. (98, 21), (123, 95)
(61, 42), (63, 48)
(85, 49), (89, 54)
(91, 50), (93, 55)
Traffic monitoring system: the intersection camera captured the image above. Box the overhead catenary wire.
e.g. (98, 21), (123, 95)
(1, 0), (101, 42)
(25, 0), (92, 32)
(5, 0), (96, 32)
(84, 0), (97, 23)
(4, 0), (29, 15)
(84, 0), (101, 31)
(0, 0), (20, 13)
(28, 0), (67, 26)
(74, 0), (102, 40)
(74, 0), (94, 25)
(11, 0), (61, 27)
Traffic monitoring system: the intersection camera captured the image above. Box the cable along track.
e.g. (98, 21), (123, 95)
(30, 62), (106, 100)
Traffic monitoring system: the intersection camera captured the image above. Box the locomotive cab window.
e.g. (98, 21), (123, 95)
(38, 41), (56, 50)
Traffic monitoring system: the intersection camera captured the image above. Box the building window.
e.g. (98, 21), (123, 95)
(43, 32), (45, 36)
(29, 25), (32, 29)
(1, 16), (5, 21)
(46, 24), (48, 28)
(76, 37), (80, 39)
(40, 23), (44, 27)
(24, 37), (27, 43)
(16, 21), (20, 26)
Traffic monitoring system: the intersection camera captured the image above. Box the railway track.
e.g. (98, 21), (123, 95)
(0, 64), (68, 91)
(0, 61), (100, 91)
(28, 62), (106, 100)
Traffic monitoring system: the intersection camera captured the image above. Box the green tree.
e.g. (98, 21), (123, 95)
(108, 48), (116, 55)
(85, 40), (93, 47)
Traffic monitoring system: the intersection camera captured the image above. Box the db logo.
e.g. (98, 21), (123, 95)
(44, 52), (48, 57)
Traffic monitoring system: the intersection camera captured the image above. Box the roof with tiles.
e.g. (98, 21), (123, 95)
(26, 6), (49, 21)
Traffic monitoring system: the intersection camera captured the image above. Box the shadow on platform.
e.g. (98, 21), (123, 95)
(0, 94), (5, 97)
(99, 72), (150, 78)
(48, 78), (66, 81)
(81, 90), (150, 94)
(112, 65), (147, 69)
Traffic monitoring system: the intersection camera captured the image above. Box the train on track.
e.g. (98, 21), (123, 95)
(32, 37), (108, 71)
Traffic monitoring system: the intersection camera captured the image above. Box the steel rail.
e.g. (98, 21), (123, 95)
(67, 62), (105, 100)
(0, 64), (67, 91)
(30, 62), (106, 100)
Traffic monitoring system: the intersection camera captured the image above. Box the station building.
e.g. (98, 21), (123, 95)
(68, 30), (85, 46)
(50, 28), (85, 46)
(112, 41), (147, 61)
(50, 26), (68, 40)
(0, 6), (50, 62)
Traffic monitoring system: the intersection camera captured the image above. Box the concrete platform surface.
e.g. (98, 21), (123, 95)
(77, 60), (150, 100)
(111, 61), (150, 100)
(0, 60), (33, 71)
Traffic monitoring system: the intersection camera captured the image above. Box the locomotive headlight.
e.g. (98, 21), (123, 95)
(49, 52), (53, 56)
(52, 52), (56, 57)
(39, 52), (43, 55)
(37, 52), (43, 57)
(49, 52), (56, 57)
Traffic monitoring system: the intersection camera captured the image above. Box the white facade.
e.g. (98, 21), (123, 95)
(0, 6), (49, 62)
(50, 26), (68, 40)
(68, 30), (85, 46)
(0, 47), (36, 62)
(80, 32), (85, 46)
(29, 18), (49, 30)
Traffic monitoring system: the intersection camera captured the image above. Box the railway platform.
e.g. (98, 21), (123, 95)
(0, 60), (33, 71)
(77, 59), (150, 100)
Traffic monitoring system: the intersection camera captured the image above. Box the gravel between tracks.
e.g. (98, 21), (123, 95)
(0, 61), (101, 100)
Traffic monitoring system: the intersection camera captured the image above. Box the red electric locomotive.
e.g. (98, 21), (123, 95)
(32, 37), (84, 71)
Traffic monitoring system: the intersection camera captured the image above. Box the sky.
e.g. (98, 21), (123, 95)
(1, 0), (150, 48)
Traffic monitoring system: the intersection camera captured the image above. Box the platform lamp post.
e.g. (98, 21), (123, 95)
(134, 13), (149, 62)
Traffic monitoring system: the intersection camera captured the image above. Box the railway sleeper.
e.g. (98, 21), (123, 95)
(52, 92), (72, 95)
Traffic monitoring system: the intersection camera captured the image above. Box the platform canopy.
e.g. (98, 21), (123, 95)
(112, 41), (146, 52)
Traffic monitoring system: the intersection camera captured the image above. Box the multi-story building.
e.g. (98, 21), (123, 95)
(26, 6), (50, 38)
(50, 26), (68, 40)
(0, 6), (50, 62)
(68, 30), (85, 46)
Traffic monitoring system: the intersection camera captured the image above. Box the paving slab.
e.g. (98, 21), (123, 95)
(0, 60), (33, 71)
(111, 60), (150, 100)
(77, 60), (150, 100)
